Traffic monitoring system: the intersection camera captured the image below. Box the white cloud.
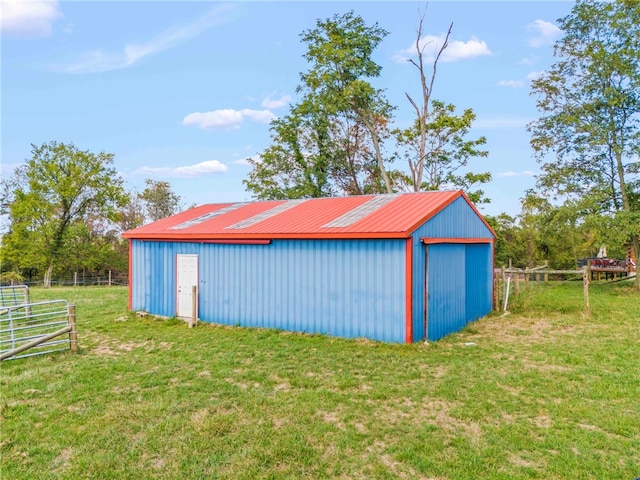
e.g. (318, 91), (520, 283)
(526, 71), (543, 81)
(261, 94), (291, 109)
(228, 158), (252, 166)
(242, 109), (276, 123)
(498, 170), (536, 178)
(183, 108), (276, 129)
(497, 71), (543, 89)
(54, 4), (236, 74)
(526, 19), (561, 48)
(133, 160), (228, 178)
(497, 79), (525, 88)
(393, 34), (491, 64)
(518, 56), (538, 66)
(1, 0), (61, 37)
(229, 154), (264, 166)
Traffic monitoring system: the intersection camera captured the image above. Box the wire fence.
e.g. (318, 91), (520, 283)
(494, 266), (591, 314)
(0, 272), (128, 288)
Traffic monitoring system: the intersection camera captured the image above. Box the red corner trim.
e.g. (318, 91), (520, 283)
(404, 190), (462, 235)
(405, 238), (413, 344)
(459, 191), (497, 238)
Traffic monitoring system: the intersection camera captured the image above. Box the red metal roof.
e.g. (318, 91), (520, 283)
(122, 190), (492, 240)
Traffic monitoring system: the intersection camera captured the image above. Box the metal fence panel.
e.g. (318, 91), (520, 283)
(0, 300), (72, 360)
(0, 285), (30, 309)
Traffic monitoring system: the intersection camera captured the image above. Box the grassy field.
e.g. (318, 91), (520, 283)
(1, 281), (639, 479)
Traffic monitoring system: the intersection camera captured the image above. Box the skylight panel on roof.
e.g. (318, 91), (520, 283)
(322, 195), (399, 228)
(169, 203), (247, 230)
(225, 199), (307, 230)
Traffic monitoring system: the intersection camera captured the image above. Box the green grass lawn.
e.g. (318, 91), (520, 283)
(1, 282), (639, 479)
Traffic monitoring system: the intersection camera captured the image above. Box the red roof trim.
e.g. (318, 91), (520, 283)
(459, 191), (497, 238)
(405, 190), (496, 239)
(421, 237), (494, 244)
(123, 231), (411, 240)
(139, 239), (272, 245)
(404, 190), (462, 235)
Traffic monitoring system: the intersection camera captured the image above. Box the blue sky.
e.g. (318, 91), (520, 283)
(1, 0), (573, 217)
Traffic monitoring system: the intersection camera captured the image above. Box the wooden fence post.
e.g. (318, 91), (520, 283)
(74, 272), (78, 287)
(524, 269), (529, 290)
(68, 304), (78, 352)
(514, 271), (520, 296)
(24, 286), (32, 317)
(583, 266), (590, 313)
(503, 275), (511, 312)
(189, 285), (198, 328)
(108, 270), (112, 287)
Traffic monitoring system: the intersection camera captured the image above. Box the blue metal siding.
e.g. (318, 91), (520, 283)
(426, 244), (467, 340)
(410, 197), (494, 341)
(411, 235), (427, 342)
(417, 196), (494, 239)
(131, 238), (406, 343)
(411, 241), (493, 341)
(465, 243), (493, 321)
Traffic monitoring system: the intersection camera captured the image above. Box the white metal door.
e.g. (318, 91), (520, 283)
(176, 254), (198, 319)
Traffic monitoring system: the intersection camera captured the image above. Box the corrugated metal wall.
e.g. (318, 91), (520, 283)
(410, 197), (494, 341)
(416, 196), (494, 238)
(131, 238), (407, 343)
(465, 243), (493, 322)
(427, 244), (468, 340)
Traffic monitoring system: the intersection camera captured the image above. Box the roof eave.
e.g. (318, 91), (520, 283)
(405, 190), (496, 239)
(122, 231), (412, 241)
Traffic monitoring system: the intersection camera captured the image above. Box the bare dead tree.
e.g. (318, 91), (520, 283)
(404, 9), (453, 191)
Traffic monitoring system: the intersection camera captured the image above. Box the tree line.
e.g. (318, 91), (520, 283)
(244, 10), (491, 204)
(0, 142), (185, 286)
(1, 0), (638, 289)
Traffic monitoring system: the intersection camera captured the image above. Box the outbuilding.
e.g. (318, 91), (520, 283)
(122, 190), (496, 343)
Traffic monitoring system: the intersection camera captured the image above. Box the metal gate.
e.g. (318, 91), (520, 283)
(0, 298), (78, 361)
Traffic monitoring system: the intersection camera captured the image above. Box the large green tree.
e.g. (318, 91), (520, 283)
(117, 190), (146, 232)
(300, 11), (395, 193)
(244, 105), (335, 200)
(138, 179), (182, 222)
(1, 141), (127, 286)
(244, 102), (384, 199)
(528, 0), (640, 288)
(245, 11), (393, 199)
